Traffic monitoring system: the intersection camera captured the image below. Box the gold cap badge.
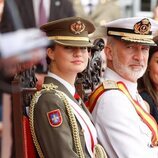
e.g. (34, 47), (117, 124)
(134, 18), (151, 35)
(70, 21), (85, 34)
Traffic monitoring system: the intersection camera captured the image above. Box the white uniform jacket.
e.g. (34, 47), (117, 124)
(92, 68), (158, 158)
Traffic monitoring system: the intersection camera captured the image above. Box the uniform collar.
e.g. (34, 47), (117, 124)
(47, 71), (76, 96)
(104, 68), (138, 99)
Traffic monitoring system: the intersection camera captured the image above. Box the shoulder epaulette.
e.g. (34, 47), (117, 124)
(102, 80), (119, 90)
(88, 80), (119, 113)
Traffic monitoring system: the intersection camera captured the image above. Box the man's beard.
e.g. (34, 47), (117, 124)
(113, 54), (147, 82)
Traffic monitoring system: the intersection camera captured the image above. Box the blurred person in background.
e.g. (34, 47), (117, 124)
(0, 27), (50, 157)
(153, 0), (158, 21)
(138, 36), (158, 123)
(72, 0), (121, 27)
(0, 0), (4, 127)
(0, 0), (75, 89)
(0, 0), (4, 21)
(0, 0), (75, 136)
(0, 0), (75, 32)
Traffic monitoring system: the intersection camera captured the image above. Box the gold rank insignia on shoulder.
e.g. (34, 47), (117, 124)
(103, 80), (118, 90)
(42, 83), (58, 90)
(134, 18), (151, 35)
(47, 109), (63, 127)
(70, 20), (85, 34)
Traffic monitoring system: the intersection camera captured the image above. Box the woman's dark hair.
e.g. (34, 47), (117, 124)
(148, 46), (158, 62)
(138, 43), (158, 106)
(46, 44), (56, 65)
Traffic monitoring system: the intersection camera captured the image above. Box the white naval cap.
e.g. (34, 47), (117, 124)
(104, 17), (158, 46)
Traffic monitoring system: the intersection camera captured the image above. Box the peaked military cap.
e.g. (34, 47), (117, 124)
(40, 17), (95, 47)
(104, 17), (158, 46)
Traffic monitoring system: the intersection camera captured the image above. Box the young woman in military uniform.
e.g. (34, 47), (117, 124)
(29, 17), (107, 158)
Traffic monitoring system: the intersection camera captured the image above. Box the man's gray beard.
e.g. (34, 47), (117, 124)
(114, 64), (146, 81)
(113, 55), (147, 82)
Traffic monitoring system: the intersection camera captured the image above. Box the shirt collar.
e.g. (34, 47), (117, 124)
(47, 72), (76, 96)
(104, 68), (138, 99)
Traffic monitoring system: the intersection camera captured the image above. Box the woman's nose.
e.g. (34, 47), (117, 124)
(73, 48), (83, 57)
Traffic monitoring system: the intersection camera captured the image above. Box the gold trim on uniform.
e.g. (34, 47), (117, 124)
(70, 20), (85, 34)
(48, 36), (89, 41)
(134, 18), (151, 35)
(103, 80), (118, 90)
(93, 144), (108, 158)
(108, 31), (153, 39)
(122, 37), (155, 44)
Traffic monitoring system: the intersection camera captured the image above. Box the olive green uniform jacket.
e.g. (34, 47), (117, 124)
(32, 76), (92, 158)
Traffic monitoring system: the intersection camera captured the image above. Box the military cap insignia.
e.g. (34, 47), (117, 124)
(134, 18), (151, 35)
(47, 109), (63, 127)
(70, 20), (85, 34)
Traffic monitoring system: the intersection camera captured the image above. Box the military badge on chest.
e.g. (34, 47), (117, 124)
(47, 109), (63, 127)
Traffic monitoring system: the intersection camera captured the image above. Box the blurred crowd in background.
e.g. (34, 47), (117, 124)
(0, 0), (3, 21)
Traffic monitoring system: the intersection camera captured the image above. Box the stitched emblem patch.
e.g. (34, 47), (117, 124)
(47, 109), (63, 127)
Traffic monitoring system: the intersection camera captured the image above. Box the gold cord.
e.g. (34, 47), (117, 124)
(29, 90), (45, 158)
(29, 83), (85, 158)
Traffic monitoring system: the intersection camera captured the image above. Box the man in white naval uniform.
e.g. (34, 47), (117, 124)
(88, 17), (158, 158)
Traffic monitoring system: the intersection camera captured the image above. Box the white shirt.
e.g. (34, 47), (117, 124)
(47, 71), (76, 96)
(92, 68), (158, 158)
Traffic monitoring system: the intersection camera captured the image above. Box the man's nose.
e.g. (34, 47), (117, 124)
(133, 50), (144, 61)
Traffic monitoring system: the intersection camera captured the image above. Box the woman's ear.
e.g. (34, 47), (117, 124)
(105, 45), (113, 61)
(47, 48), (54, 60)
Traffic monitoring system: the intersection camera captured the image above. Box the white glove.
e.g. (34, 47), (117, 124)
(0, 28), (51, 60)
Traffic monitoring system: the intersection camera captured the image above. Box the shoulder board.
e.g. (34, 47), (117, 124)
(88, 80), (119, 113)
(102, 80), (119, 90)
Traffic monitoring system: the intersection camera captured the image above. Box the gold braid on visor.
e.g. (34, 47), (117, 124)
(48, 36), (89, 41)
(108, 31), (153, 39)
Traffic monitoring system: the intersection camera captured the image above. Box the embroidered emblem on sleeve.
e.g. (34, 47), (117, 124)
(47, 109), (63, 127)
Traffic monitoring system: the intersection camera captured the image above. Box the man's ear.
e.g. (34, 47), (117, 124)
(47, 48), (54, 60)
(105, 45), (113, 61)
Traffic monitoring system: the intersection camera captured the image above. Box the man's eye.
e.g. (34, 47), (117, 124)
(80, 47), (87, 50)
(142, 47), (149, 51)
(126, 45), (133, 49)
(64, 46), (72, 49)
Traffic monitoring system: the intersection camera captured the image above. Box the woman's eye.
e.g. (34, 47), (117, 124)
(126, 45), (133, 49)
